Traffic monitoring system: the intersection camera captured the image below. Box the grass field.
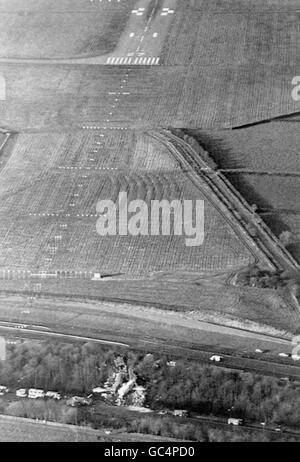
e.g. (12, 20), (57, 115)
(0, 0), (136, 59)
(0, 131), (256, 275)
(191, 123), (300, 262)
(0, 62), (298, 131)
(161, 3), (300, 66)
(0, 414), (179, 442)
(0, 416), (100, 442)
(0, 275), (298, 333)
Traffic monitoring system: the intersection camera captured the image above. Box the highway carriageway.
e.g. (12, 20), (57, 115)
(1, 321), (300, 382)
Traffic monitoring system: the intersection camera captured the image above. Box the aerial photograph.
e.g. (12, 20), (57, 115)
(0, 0), (299, 447)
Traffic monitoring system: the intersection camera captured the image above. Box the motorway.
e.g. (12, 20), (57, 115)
(0, 0), (177, 66)
(1, 312), (300, 381)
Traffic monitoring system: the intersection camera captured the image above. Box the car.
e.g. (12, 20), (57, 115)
(210, 355), (223, 363)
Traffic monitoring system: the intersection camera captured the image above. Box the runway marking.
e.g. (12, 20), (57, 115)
(82, 126), (128, 130)
(106, 56), (159, 66)
(161, 8), (174, 15)
(132, 8), (145, 16)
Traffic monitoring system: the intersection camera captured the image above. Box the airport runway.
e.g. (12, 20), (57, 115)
(0, 0), (177, 66)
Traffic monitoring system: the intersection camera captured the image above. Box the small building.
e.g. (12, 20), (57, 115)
(92, 273), (102, 281)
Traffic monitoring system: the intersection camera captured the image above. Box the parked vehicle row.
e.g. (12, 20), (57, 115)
(15, 388), (61, 400)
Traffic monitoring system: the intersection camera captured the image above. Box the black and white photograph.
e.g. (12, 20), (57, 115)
(0, 0), (299, 446)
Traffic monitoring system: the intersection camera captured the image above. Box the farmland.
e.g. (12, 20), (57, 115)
(191, 123), (300, 262)
(0, 130), (259, 277)
(0, 0), (136, 59)
(0, 61), (298, 131)
(161, 3), (300, 67)
(0, 0), (300, 130)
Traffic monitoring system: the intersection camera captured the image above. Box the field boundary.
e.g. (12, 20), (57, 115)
(149, 129), (300, 276)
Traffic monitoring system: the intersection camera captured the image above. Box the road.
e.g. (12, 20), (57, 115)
(0, 321), (129, 348)
(187, 414), (300, 439)
(1, 314), (300, 381)
(0, 0), (177, 66)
